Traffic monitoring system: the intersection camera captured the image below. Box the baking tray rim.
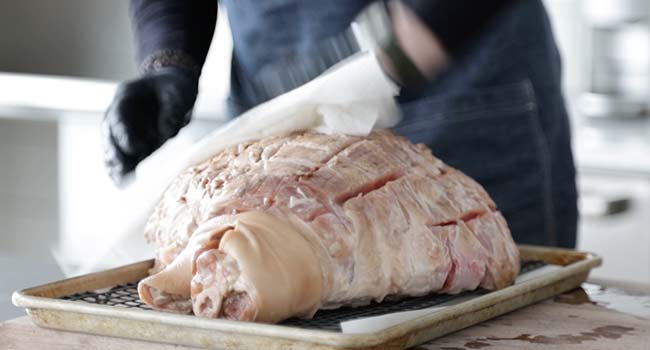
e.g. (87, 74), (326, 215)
(12, 244), (602, 348)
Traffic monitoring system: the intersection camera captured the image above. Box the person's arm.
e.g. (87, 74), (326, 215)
(102, 0), (218, 185)
(131, 0), (218, 75)
(385, 0), (515, 82)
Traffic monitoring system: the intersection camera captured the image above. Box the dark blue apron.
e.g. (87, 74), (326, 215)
(220, 0), (578, 248)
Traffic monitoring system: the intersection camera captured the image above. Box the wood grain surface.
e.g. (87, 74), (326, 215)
(420, 288), (650, 350)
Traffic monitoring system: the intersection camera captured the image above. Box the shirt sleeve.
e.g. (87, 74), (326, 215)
(130, 0), (219, 75)
(402, 0), (515, 56)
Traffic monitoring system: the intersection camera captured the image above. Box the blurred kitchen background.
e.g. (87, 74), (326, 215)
(1, 0), (650, 319)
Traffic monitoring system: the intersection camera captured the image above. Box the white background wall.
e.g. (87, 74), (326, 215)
(0, 0), (233, 115)
(0, 0), (137, 80)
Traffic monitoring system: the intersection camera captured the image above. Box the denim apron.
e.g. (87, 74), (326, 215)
(220, 0), (578, 248)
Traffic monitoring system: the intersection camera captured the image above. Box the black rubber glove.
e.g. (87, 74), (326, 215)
(102, 68), (198, 185)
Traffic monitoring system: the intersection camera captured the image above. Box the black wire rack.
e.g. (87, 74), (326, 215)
(61, 260), (546, 332)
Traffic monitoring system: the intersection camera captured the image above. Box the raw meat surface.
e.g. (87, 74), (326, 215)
(139, 130), (520, 322)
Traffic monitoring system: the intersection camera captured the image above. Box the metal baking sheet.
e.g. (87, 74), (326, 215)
(12, 245), (601, 349)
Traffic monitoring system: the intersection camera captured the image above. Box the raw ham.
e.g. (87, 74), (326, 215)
(138, 130), (520, 323)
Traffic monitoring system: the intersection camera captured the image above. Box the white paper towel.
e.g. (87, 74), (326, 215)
(179, 51), (400, 171)
(70, 51), (400, 275)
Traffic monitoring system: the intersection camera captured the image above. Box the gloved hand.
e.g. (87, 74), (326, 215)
(102, 68), (198, 185)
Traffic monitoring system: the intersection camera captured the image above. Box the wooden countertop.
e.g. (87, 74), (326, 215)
(2, 283), (649, 350)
